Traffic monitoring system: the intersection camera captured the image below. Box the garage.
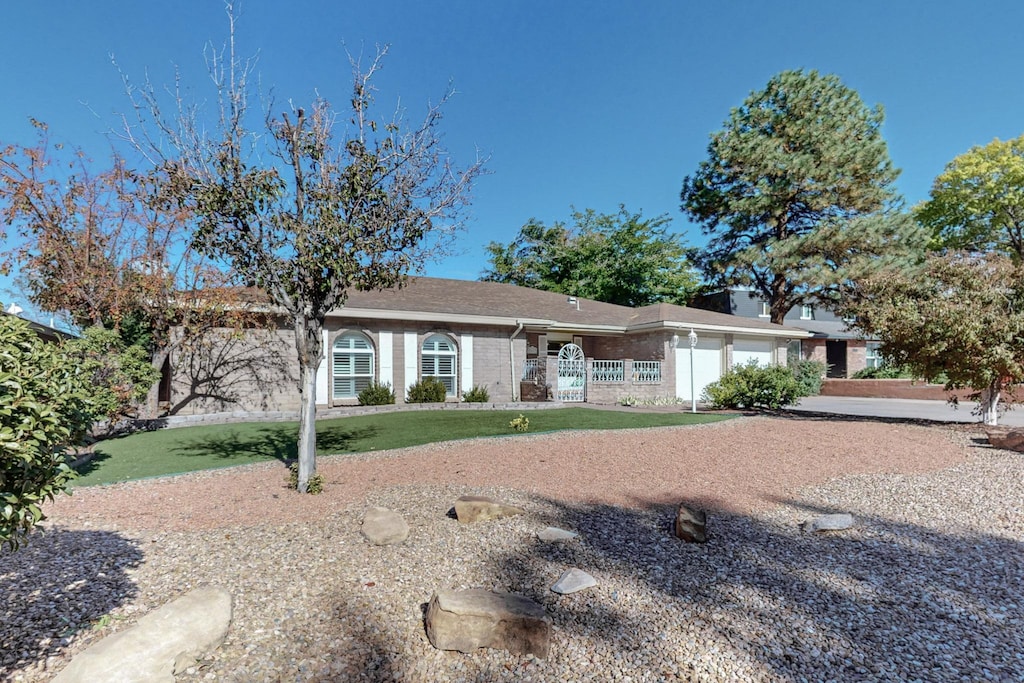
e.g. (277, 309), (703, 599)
(675, 336), (723, 402)
(733, 337), (774, 367)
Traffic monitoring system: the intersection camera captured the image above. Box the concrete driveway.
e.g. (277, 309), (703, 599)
(789, 395), (1024, 426)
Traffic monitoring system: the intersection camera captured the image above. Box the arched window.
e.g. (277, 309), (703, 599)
(333, 332), (375, 399)
(421, 334), (457, 396)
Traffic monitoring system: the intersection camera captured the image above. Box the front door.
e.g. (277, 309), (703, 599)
(826, 340), (848, 378)
(556, 343), (586, 402)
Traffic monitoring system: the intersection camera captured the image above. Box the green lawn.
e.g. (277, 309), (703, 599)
(74, 408), (732, 486)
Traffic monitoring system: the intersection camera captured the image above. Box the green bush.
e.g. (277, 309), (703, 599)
(1, 315), (93, 549)
(509, 414), (530, 432)
(406, 376), (448, 403)
(789, 359), (826, 396)
(358, 381), (396, 406)
(851, 365), (911, 379)
(702, 360), (802, 410)
(64, 326), (160, 427)
(462, 385), (490, 403)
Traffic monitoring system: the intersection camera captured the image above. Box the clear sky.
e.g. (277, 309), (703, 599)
(2, 1), (1024, 322)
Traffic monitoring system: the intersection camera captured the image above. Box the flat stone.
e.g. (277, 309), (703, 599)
(804, 513), (855, 532)
(454, 495), (525, 523)
(551, 568), (598, 595)
(52, 586), (232, 683)
(361, 507), (410, 545)
(673, 504), (707, 543)
(425, 589), (551, 658)
(537, 526), (578, 541)
(985, 426), (1024, 452)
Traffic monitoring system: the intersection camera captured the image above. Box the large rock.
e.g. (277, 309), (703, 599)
(454, 495), (525, 523)
(361, 507), (410, 545)
(673, 504), (707, 543)
(550, 568), (598, 595)
(803, 513), (855, 532)
(53, 586), (232, 683)
(986, 426), (1024, 452)
(425, 589), (551, 658)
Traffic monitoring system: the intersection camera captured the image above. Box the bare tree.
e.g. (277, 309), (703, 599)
(119, 6), (485, 491)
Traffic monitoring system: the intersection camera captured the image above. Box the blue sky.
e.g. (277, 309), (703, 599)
(3, 1), (1024, 322)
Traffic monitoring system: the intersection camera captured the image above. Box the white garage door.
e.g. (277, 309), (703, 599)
(733, 338), (773, 368)
(676, 337), (723, 402)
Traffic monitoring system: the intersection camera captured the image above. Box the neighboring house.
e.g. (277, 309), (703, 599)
(166, 277), (810, 415)
(1, 310), (76, 344)
(690, 288), (879, 378)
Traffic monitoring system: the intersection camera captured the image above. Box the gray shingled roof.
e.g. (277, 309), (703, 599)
(337, 277), (807, 336)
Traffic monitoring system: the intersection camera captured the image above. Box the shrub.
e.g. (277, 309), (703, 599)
(405, 376), (448, 403)
(64, 326), (160, 428)
(287, 463), (324, 494)
(1, 315), (93, 549)
(509, 414), (530, 432)
(462, 385), (490, 403)
(851, 365), (911, 379)
(789, 359), (826, 396)
(358, 381), (396, 406)
(702, 360), (802, 410)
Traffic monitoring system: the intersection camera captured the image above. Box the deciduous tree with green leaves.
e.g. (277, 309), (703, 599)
(121, 12), (484, 492)
(917, 134), (1024, 260)
(681, 69), (924, 324)
(844, 253), (1024, 425)
(481, 206), (697, 307)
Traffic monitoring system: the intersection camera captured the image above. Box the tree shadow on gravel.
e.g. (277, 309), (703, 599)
(487, 495), (1024, 681)
(0, 529), (143, 678)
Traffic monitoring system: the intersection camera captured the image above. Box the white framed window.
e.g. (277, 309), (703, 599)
(422, 334), (457, 396)
(759, 301), (770, 317)
(333, 332), (375, 399)
(787, 339), (802, 361)
(866, 342), (884, 369)
(800, 305), (814, 320)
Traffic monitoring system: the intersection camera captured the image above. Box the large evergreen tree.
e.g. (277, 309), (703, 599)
(681, 69), (924, 324)
(481, 206), (697, 307)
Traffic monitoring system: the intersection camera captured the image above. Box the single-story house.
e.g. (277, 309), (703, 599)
(690, 287), (879, 378)
(165, 277), (810, 415)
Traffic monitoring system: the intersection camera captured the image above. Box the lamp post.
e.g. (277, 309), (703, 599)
(688, 328), (698, 413)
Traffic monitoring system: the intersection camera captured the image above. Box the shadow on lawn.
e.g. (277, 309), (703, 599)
(169, 424), (381, 462)
(1, 529), (143, 677)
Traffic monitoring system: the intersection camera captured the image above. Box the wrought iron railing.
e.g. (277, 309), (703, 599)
(632, 361), (662, 383)
(521, 358), (545, 382)
(591, 360), (625, 383)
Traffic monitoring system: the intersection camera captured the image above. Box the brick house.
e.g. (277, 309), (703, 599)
(690, 287), (880, 378)
(165, 277), (809, 414)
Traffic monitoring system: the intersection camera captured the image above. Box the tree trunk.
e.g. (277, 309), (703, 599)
(293, 315), (324, 493)
(980, 379), (1001, 426)
(770, 275), (789, 326)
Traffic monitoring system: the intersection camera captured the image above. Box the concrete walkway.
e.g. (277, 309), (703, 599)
(789, 395), (1024, 426)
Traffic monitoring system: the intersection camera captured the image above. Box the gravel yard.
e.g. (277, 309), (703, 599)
(4, 414), (1024, 682)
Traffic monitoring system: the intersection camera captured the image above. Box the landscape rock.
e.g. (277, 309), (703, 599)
(52, 585), (232, 683)
(803, 513), (855, 532)
(425, 589), (551, 658)
(985, 427), (1024, 452)
(537, 526), (578, 541)
(673, 504), (707, 543)
(454, 495), (525, 523)
(361, 507), (410, 545)
(551, 568), (598, 594)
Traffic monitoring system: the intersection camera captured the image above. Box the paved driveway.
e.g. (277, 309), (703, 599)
(790, 395), (1024, 426)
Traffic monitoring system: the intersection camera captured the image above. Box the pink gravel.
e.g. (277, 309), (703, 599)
(44, 415), (971, 532)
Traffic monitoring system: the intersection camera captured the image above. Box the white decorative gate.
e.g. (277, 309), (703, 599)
(556, 343), (586, 402)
